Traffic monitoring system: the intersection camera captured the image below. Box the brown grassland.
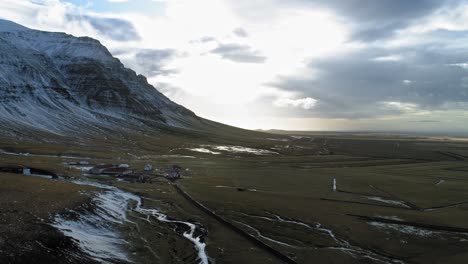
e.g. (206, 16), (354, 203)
(1, 128), (468, 264)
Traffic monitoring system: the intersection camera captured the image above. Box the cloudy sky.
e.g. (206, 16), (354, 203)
(1, 0), (468, 134)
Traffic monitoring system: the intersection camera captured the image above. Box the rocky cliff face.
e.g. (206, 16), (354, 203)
(0, 19), (198, 135)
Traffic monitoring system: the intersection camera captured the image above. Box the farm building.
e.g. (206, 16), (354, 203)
(165, 165), (182, 179)
(89, 164), (115, 174)
(101, 167), (133, 176)
(89, 164), (134, 176)
(65, 161), (89, 165)
(168, 171), (180, 179)
(0, 165), (26, 174)
(144, 164), (153, 171)
(119, 173), (148, 183)
(0, 165), (57, 178)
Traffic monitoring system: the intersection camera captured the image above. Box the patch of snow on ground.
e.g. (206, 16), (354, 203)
(187, 148), (221, 155)
(211, 145), (278, 155)
(266, 138), (289, 142)
(367, 196), (410, 208)
(290, 136), (311, 139)
(240, 212), (405, 264)
(233, 220), (297, 248)
(376, 215), (404, 221)
(0, 149), (91, 159)
(54, 180), (209, 264)
(53, 185), (136, 263)
(436, 180), (445, 186)
(69, 166), (93, 172)
(156, 155), (197, 159)
(215, 185), (236, 189)
(369, 222), (435, 237)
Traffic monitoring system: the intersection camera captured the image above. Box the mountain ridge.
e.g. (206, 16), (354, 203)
(0, 19), (202, 136)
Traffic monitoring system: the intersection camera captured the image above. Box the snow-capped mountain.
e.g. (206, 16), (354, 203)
(0, 19), (199, 135)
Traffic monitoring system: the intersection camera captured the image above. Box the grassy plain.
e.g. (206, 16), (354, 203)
(0, 173), (97, 264)
(1, 129), (468, 264)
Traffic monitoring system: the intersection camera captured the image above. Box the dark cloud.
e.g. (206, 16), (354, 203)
(414, 120), (441, 122)
(233, 27), (248, 38)
(299, 0), (453, 41)
(108, 48), (128, 57)
(200, 36), (216, 42)
(211, 43), (266, 63)
(271, 45), (468, 118)
(67, 15), (140, 41)
(351, 22), (407, 42)
(114, 48), (179, 77)
(133, 49), (179, 76)
(229, 0), (455, 41)
(339, 0), (454, 41)
(156, 82), (187, 99)
(308, 0), (443, 22)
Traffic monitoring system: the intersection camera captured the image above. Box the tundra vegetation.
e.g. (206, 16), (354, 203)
(1, 129), (468, 264)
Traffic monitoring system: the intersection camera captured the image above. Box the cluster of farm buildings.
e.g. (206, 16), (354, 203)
(0, 161), (185, 183)
(84, 163), (183, 182)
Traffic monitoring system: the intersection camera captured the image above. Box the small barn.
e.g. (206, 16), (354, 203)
(167, 165), (182, 179)
(144, 164), (153, 171)
(0, 165), (26, 174)
(101, 167), (133, 176)
(119, 173), (148, 183)
(0, 165), (57, 178)
(89, 165), (115, 174)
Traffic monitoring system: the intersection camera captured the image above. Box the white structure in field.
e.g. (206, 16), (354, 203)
(333, 178), (337, 191)
(144, 164), (153, 171)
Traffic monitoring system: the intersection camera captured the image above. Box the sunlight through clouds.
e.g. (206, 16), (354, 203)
(1, 0), (468, 133)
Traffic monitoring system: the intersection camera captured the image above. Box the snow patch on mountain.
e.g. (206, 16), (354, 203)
(0, 19), (29, 33)
(0, 19), (199, 135)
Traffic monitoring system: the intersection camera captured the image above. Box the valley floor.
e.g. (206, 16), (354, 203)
(1, 131), (468, 264)
(0, 173), (99, 264)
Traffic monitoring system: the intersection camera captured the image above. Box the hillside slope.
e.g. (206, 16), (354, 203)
(0, 19), (204, 136)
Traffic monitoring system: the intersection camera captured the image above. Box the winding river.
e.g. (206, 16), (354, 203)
(52, 180), (209, 264)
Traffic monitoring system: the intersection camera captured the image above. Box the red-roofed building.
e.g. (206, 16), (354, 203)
(101, 167), (133, 176)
